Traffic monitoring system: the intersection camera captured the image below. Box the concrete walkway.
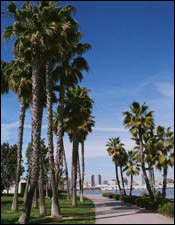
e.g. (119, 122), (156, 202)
(85, 194), (174, 224)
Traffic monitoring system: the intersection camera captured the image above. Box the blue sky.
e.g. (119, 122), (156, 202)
(1, 1), (174, 183)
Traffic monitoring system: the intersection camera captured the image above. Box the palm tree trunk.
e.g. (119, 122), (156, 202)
(38, 155), (46, 217)
(23, 129), (32, 204)
(72, 129), (79, 207)
(115, 163), (121, 192)
(120, 166), (126, 195)
(63, 146), (70, 200)
(55, 82), (65, 188)
(130, 174), (133, 196)
(23, 173), (30, 203)
(77, 150), (82, 200)
(32, 188), (38, 208)
(18, 56), (43, 224)
(139, 131), (154, 199)
(46, 62), (61, 217)
(80, 141), (85, 202)
(162, 165), (168, 198)
(11, 97), (26, 212)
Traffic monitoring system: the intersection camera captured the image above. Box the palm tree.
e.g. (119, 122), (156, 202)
(78, 115), (95, 202)
(118, 148), (128, 196)
(53, 110), (71, 200)
(123, 102), (155, 199)
(46, 61), (61, 217)
(143, 130), (158, 195)
(64, 86), (93, 206)
(54, 41), (91, 189)
(155, 126), (174, 198)
(106, 137), (123, 192)
(3, 60), (31, 212)
(123, 150), (140, 196)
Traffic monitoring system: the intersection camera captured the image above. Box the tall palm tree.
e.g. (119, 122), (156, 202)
(53, 110), (71, 200)
(123, 102), (155, 199)
(64, 86), (93, 206)
(54, 42), (91, 189)
(3, 60), (31, 212)
(143, 130), (158, 195)
(118, 148), (128, 196)
(78, 115), (95, 202)
(123, 150), (140, 196)
(106, 137), (123, 192)
(155, 126), (174, 198)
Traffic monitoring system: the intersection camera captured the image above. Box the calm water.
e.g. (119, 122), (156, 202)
(83, 188), (174, 199)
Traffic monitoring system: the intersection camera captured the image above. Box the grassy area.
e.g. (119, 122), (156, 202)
(1, 194), (95, 224)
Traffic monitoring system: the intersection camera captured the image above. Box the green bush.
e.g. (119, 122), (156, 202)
(123, 195), (139, 204)
(157, 202), (174, 218)
(102, 192), (114, 198)
(135, 197), (159, 211)
(113, 194), (120, 200)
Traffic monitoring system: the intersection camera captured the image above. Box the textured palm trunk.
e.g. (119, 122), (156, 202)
(148, 165), (155, 196)
(38, 155), (46, 217)
(63, 146), (70, 200)
(11, 97), (26, 212)
(46, 62), (61, 217)
(139, 130), (154, 199)
(32, 188), (38, 208)
(45, 183), (49, 198)
(77, 150), (82, 201)
(23, 128), (33, 204)
(80, 141), (85, 202)
(120, 166), (126, 195)
(72, 129), (79, 207)
(18, 54), (43, 224)
(23, 173), (30, 204)
(130, 174), (133, 196)
(162, 164), (168, 198)
(55, 82), (65, 187)
(115, 163), (121, 192)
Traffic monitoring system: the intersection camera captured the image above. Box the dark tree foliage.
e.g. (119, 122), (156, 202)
(1, 143), (24, 193)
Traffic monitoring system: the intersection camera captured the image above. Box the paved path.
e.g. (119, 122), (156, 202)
(85, 194), (174, 224)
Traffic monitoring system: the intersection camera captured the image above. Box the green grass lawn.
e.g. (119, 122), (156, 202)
(1, 194), (95, 224)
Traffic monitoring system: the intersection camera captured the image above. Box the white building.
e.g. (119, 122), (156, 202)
(2, 179), (27, 195)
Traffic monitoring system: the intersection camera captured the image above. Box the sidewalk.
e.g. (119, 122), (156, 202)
(85, 194), (174, 224)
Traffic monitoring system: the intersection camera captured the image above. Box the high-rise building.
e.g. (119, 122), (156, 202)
(98, 174), (102, 185)
(103, 180), (108, 185)
(91, 175), (95, 187)
(123, 177), (128, 185)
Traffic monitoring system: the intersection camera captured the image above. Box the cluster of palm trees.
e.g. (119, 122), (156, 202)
(1, 1), (95, 224)
(106, 102), (174, 199)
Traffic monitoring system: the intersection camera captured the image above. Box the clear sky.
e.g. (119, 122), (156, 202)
(1, 1), (174, 184)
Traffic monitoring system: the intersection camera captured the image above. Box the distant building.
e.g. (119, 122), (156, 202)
(103, 180), (108, 185)
(108, 179), (117, 185)
(98, 174), (102, 185)
(123, 177), (128, 185)
(142, 174), (145, 185)
(91, 175), (95, 187)
(2, 179), (26, 195)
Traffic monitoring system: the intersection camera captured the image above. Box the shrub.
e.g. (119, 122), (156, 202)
(135, 197), (159, 211)
(102, 192), (114, 198)
(123, 195), (138, 204)
(114, 194), (120, 200)
(157, 202), (174, 218)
